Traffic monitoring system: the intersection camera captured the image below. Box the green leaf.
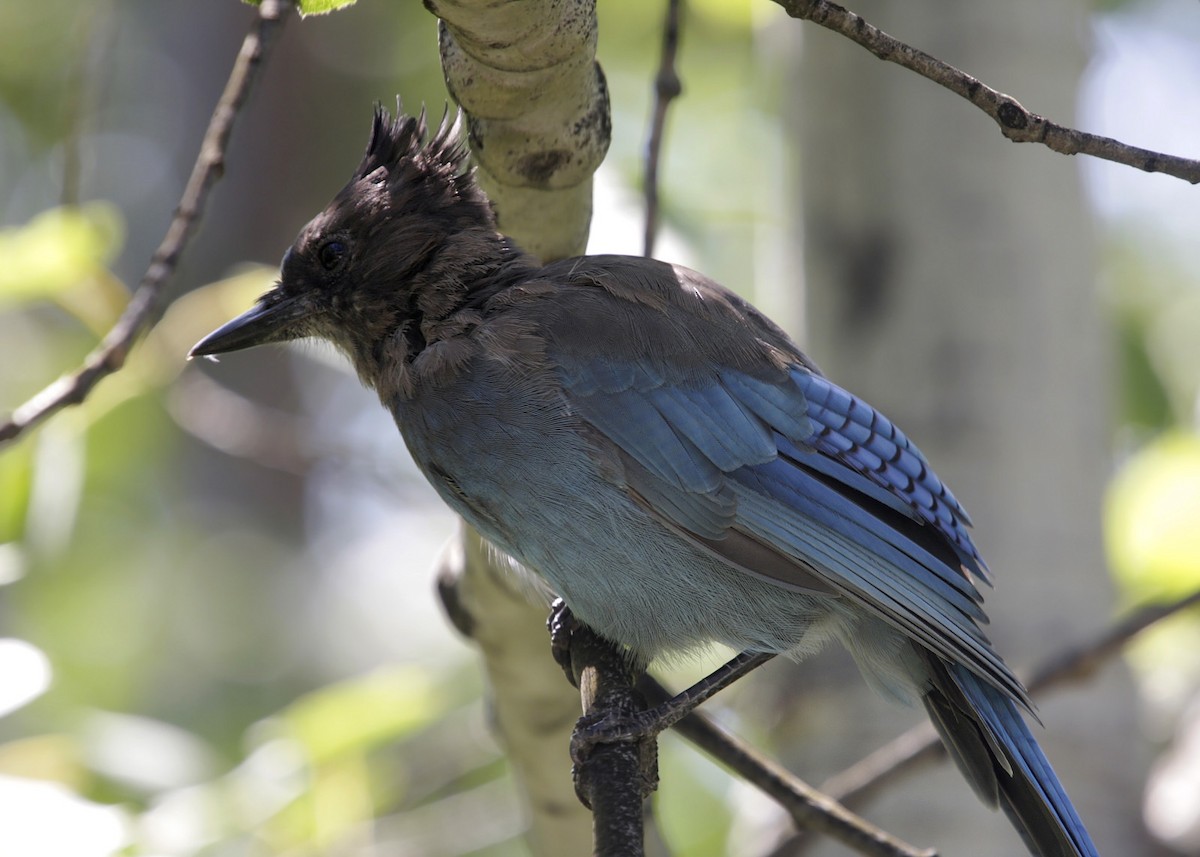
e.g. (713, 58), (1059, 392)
(241, 0), (359, 15)
(1106, 431), (1200, 602)
(279, 666), (441, 764)
(0, 203), (124, 307)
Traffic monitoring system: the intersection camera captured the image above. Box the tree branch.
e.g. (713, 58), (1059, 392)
(768, 588), (1200, 854)
(426, 2), (609, 853)
(640, 677), (935, 857)
(773, 0), (1200, 184)
(569, 625), (654, 857)
(642, 0), (683, 258)
(433, 530), (593, 856)
(431, 0), (611, 261)
(0, 0), (291, 448)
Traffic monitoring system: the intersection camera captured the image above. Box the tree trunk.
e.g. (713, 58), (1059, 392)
(789, 2), (1149, 853)
(426, 1), (609, 853)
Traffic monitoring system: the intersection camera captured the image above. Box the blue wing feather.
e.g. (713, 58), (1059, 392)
(580, 388), (722, 493)
(793, 370), (988, 581)
(776, 434), (915, 522)
(628, 465), (737, 540)
(718, 370), (814, 440)
(555, 348), (1017, 697)
(742, 453), (983, 606)
(651, 385), (777, 472)
(730, 460), (1027, 704)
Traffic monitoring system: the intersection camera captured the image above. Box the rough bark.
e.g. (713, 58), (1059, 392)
(429, 0), (610, 261)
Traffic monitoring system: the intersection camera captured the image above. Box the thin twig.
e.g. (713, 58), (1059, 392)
(0, 0), (291, 448)
(1025, 589), (1200, 694)
(774, 0), (1200, 184)
(770, 588), (1200, 855)
(641, 677), (935, 857)
(642, 0), (684, 257)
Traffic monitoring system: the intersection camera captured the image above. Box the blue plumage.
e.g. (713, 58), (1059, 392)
(947, 663), (1096, 856)
(190, 108), (1098, 857)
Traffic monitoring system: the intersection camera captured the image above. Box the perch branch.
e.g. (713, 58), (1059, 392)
(641, 676), (935, 857)
(568, 624), (653, 857)
(771, 588), (1200, 854)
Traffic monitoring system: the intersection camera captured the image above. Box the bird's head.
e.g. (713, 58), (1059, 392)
(190, 104), (495, 377)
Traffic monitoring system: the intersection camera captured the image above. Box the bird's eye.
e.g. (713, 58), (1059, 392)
(318, 239), (348, 271)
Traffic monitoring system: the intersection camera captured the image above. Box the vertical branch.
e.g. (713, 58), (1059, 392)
(426, 2), (610, 852)
(642, 0), (683, 258)
(432, 0), (610, 261)
(570, 625), (653, 857)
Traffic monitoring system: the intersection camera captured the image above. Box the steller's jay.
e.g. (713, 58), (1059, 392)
(192, 107), (1097, 857)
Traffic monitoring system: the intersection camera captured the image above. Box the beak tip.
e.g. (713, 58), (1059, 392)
(185, 346), (220, 363)
(188, 294), (301, 361)
(187, 337), (216, 361)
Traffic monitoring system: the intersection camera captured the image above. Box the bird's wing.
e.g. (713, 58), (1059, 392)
(530, 256), (1024, 705)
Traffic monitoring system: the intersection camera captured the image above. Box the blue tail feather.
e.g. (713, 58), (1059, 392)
(944, 662), (1099, 857)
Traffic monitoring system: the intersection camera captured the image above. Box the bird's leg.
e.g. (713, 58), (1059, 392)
(569, 650), (777, 766)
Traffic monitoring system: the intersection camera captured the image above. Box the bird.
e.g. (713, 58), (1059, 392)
(191, 105), (1098, 857)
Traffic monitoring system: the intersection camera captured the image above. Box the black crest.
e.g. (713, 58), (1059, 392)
(354, 102), (472, 189)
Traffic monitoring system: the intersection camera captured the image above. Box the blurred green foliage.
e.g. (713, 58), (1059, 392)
(0, 203), (124, 307)
(1, 0), (1199, 854)
(1100, 231), (1200, 719)
(243, 0), (360, 17)
(1107, 432), (1200, 603)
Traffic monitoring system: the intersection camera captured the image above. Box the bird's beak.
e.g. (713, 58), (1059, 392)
(189, 292), (311, 359)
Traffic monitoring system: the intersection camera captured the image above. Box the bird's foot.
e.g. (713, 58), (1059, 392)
(570, 707), (660, 805)
(570, 706), (662, 768)
(571, 650), (777, 764)
(568, 650), (776, 803)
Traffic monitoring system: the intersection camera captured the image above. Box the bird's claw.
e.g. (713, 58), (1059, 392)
(547, 597), (580, 688)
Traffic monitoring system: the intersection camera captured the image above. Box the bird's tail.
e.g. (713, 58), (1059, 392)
(920, 652), (1099, 857)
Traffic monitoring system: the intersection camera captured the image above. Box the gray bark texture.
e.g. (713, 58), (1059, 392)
(789, 1), (1151, 854)
(431, 0), (610, 261)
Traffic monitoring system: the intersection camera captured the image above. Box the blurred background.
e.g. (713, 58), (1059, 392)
(1, 0), (1199, 855)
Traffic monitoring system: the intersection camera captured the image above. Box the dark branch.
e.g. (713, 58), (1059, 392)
(569, 628), (931, 856)
(770, 589), (1200, 854)
(0, 0), (291, 448)
(641, 676), (936, 857)
(642, 0), (684, 257)
(567, 624), (652, 857)
(773, 0), (1200, 184)
(1025, 589), (1200, 695)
